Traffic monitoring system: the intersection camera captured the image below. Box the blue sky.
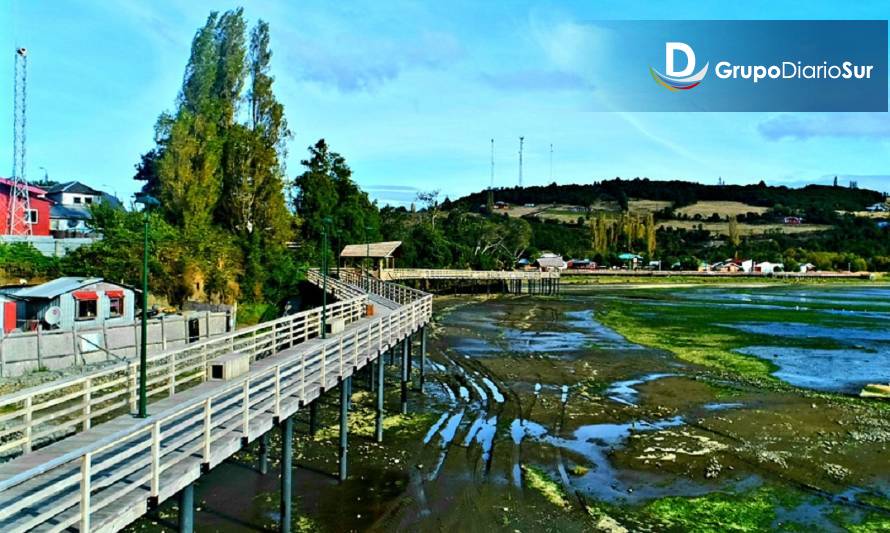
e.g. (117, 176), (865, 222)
(1, 0), (889, 207)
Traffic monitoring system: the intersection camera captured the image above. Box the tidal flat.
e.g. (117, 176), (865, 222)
(129, 284), (890, 532)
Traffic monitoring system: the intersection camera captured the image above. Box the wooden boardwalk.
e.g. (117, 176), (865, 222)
(0, 274), (432, 532)
(378, 268), (560, 294)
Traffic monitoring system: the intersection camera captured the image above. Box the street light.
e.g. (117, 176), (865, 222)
(364, 225), (374, 277)
(134, 192), (159, 418)
(321, 216), (332, 339)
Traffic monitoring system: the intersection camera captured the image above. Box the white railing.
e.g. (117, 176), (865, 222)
(0, 281), (367, 459)
(0, 278), (431, 532)
(381, 268), (560, 281)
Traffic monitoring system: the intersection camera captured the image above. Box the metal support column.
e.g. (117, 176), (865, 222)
(400, 339), (409, 414)
(178, 482), (194, 533)
(376, 352), (385, 443)
(280, 417), (293, 533)
(309, 401), (318, 436)
(339, 377), (350, 481)
(419, 326), (427, 389)
(259, 432), (269, 475)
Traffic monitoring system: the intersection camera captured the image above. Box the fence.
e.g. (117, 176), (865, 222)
(0, 287), (366, 459)
(0, 311), (231, 378)
(0, 275), (431, 532)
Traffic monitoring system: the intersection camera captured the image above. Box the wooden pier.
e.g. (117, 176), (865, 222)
(379, 268), (560, 295)
(0, 273), (432, 532)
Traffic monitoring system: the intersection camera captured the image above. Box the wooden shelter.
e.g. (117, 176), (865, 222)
(340, 240), (402, 273)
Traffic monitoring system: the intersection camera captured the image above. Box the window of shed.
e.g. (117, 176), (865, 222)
(108, 297), (123, 317)
(76, 299), (98, 320)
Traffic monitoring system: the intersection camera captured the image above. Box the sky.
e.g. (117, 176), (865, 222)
(1, 0), (889, 208)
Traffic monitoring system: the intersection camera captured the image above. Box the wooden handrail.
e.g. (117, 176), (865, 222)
(0, 276), (369, 459)
(0, 276), (432, 532)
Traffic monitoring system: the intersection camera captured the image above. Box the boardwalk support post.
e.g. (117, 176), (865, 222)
(309, 401), (318, 436)
(179, 482), (194, 533)
(339, 376), (351, 481)
(376, 352), (384, 443)
(259, 432), (269, 475)
(400, 339), (409, 414)
(419, 326), (427, 389)
(280, 416), (293, 533)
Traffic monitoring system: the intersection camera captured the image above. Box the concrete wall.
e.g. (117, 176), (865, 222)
(0, 311), (232, 377)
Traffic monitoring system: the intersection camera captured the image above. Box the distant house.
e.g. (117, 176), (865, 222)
(524, 203), (536, 208)
(754, 261), (784, 274)
(0, 178), (52, 236)
(783, 216), (803, 225)
(494, 201), (509, 210)
(0, 277), (136, 332)
(712, 259), (746, 273)
(799, 263), (816, 273)
(534, 252), (566, 271)
(567, 259), (595, 270)
(44, 181), (121, 235)
(618, 252), (643, 269)
(866, 203), (889, 212)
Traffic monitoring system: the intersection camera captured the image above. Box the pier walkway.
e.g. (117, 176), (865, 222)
(0, 272), (431, 532)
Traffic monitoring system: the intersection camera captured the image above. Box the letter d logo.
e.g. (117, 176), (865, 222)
(666, 42), (695, 77)
(650, 42), (709, 91)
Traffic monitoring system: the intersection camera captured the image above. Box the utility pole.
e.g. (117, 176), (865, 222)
(518, 136), (524, 188)
(488, 138), (494, 210)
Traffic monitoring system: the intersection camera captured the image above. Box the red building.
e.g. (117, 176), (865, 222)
(0, 178), (52, 236)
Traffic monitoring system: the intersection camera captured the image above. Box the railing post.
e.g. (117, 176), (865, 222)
(168, 353), (176, 396)
(129, 363), (138, 413)
(83, 377), (92, 431)
(242, 380), (250, 441)
(80, 452), (92, 531)
(151, 420), (161, 497)
(274, 365), (282, 419)
(321, 346), (327, 390)
(23, 396), (32, 454)
(203, 398), (212, 465)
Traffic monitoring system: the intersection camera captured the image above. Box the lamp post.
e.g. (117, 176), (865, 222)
(363, 225), (374, 277)
(321, 216), (332, 339)
(134, 193), (159, 418)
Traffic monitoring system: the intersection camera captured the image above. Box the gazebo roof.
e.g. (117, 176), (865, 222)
(340, 241), (402, 259)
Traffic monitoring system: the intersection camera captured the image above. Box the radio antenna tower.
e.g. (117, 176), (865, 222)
(518, 136), (524, 188)
(9, 47), (33, 236)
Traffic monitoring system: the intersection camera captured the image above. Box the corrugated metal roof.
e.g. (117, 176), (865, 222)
(535, 256), (565, 268)
(10, 277), (103, 299)
(340, 241), (402, 258)
(50, 204), (92, 220)
(45, 181), (103, 195)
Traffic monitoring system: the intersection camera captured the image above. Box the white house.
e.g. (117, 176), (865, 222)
(0, 277), (136, 332)
(866, 203), (889, 212)
(44, 181), (121, 234)
(754, 261), (784, 274)
(534, 252), (567, 271)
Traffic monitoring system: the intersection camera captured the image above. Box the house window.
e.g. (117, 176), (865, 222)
(76, 299), (98, 320)
(27, 209), (38, 224)
(73, 197), (82, 204)
(85, 197), (93, 204)
(108, 297), (123, 317)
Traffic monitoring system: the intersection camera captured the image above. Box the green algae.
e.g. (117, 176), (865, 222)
(523, 465), (571, 509)
(643, 486), (803, 532)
